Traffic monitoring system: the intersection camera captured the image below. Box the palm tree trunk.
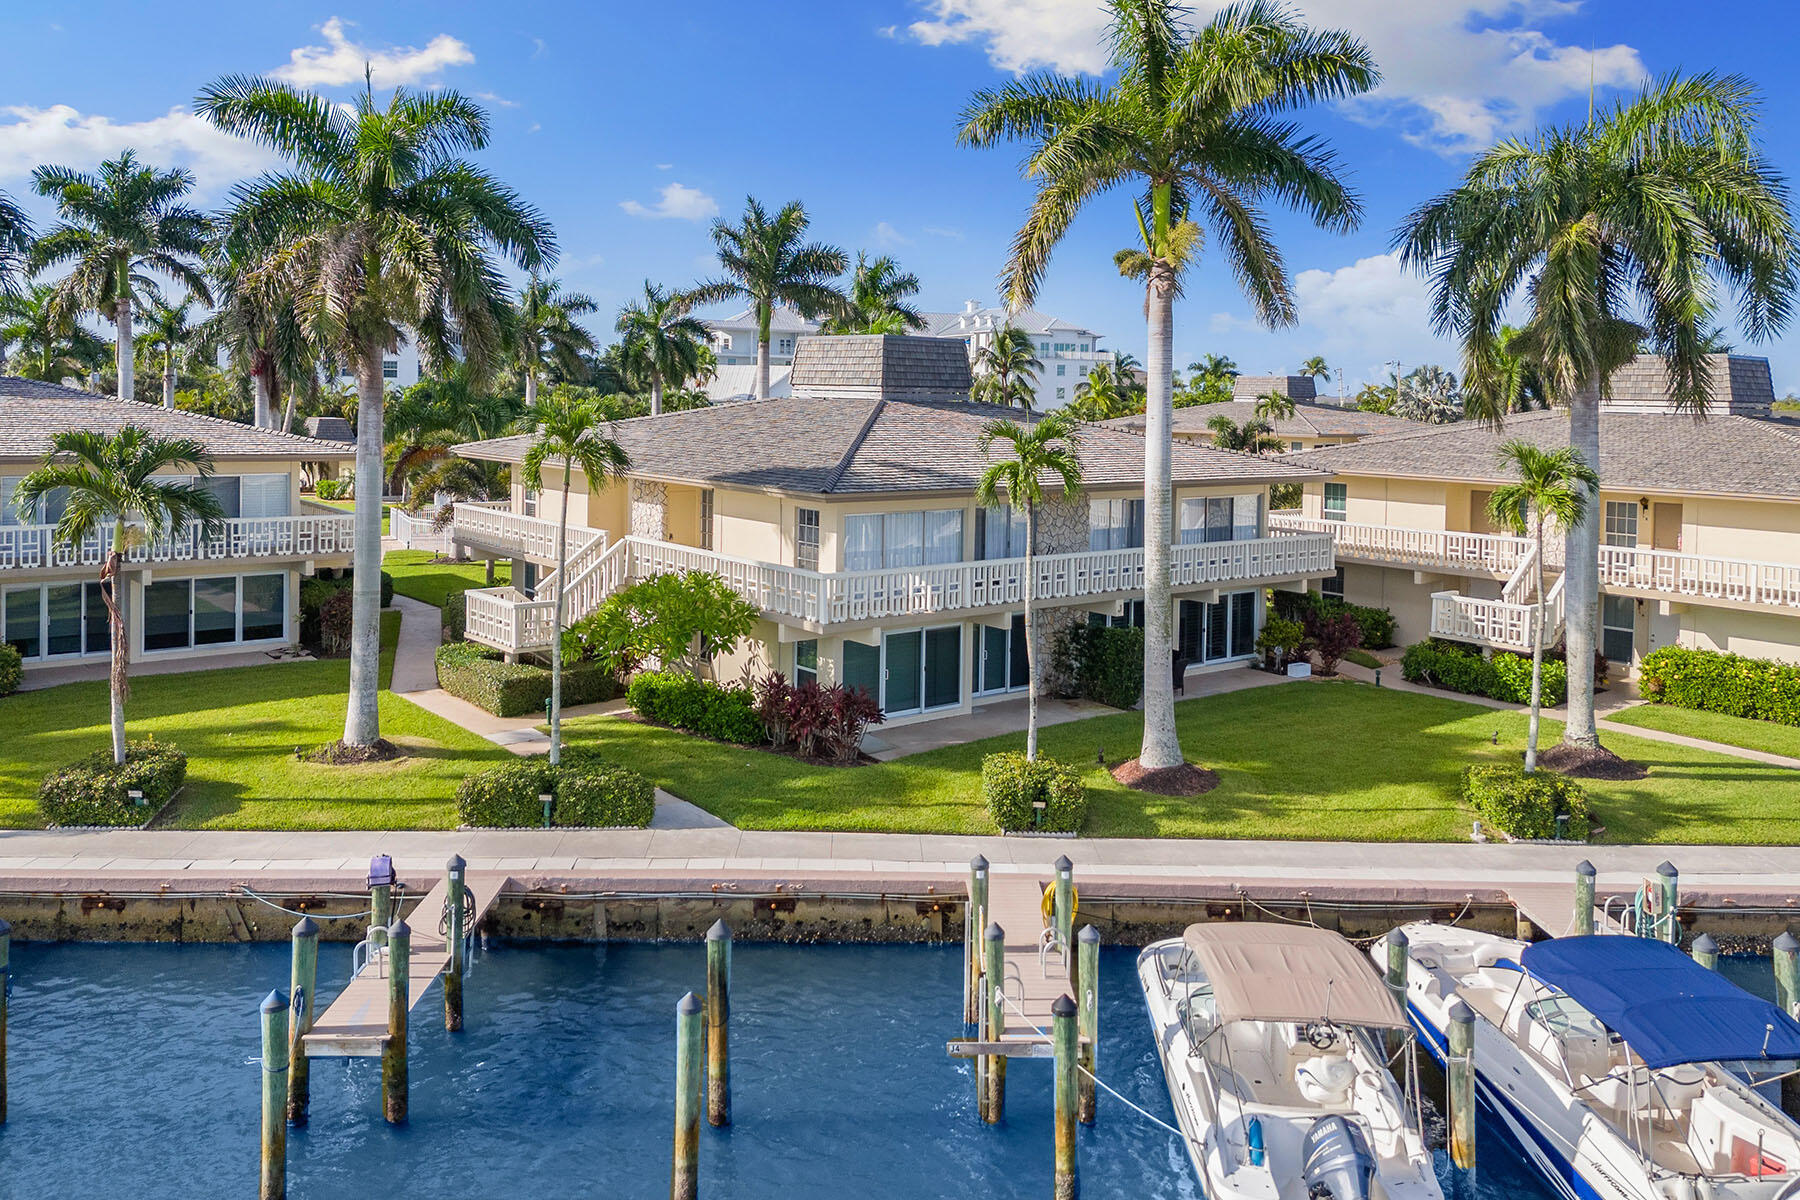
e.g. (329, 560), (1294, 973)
(1138, 259), (1180, 769)
(342, 342), (386, 747)
(115, 294), (134, 403)
(1562, 392), (1602, 748)
(524, 366), (538, 409)
(163, 354), (176, 411)
(278, 376), (297, 434)
(103, 549), (127, 764)
(755, 340), (770, 402)
(1527, 523), (1546, 773)
(252, 369), (272, 429)
(651, 373), (664, 418)
(549, 470), (570, 766)
(1024, 501), (1039, 762)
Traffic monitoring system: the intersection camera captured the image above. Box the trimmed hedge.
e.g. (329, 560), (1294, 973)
(1463, 763), (1590, 841)
(1273, 590), (1396, 650)
(982, 752), (1088, 833)
(443, 590), (468, 641)
(0, 641), (21, 697)
(454, 755), (654, 828)
(1053, 623), (1145, 709)
(39, 740), (188, 827)
(627, 671), (765, 744)
(1639, 646), (1800, 727)
(1401, 639), (1567, 706)
(435, 641), (618, 718)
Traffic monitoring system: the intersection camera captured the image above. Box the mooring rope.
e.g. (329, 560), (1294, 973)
(237, 886), (372, 920)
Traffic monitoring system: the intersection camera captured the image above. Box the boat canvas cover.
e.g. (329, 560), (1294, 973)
(1181, 924), (1406, 1029)
(1519, 935), (1800, 1069)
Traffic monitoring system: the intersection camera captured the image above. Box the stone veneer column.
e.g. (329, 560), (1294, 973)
(1028, 494), (1092, 698)
(629, 479), (669, 540)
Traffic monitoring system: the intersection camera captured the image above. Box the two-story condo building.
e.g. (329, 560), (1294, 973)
(0, 377), (356, 674)
(1272, 355), (1800, 670)
(448, 336), (1334, 725)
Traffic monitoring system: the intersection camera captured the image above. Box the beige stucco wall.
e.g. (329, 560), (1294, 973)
(1302, 476), (1449, 531)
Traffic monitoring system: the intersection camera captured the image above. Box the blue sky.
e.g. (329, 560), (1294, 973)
(3, 1), (1798, 395)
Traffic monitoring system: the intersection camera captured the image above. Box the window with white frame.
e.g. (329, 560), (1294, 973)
(844, 509), (963, 570)
(1604, 500), (1639, 548)
(1323, 482), (1347, 522)
(795, 507), (820, 570)
(383, 359), (399, 380)
(1177, 495), (1260, 544)
(1088, 498), (1145, 550)
(522, 488), (539, 517)
(777, 337), (795, 355)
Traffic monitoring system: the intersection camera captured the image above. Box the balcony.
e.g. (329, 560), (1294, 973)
(1596, 545), (1800, 611)
(0, 513), (355, 573)
(1270, 513), (1538, 576)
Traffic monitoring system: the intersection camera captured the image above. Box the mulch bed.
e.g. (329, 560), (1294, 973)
(305, 738), (404, 766)
(1110, 758), (1220, 796)
(1538, 742), (1649, 780)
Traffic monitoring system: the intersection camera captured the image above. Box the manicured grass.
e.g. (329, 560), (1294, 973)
(384, 549), (511, 609)
(1343, 648), (1383, 670)
(307, 496), (389, 535)
(561, 681), (1800, 844)
(0, 610), (510, 830)
(1607, 703), (1800, 761)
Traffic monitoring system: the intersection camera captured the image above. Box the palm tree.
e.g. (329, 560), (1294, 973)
(975, 411), (1084, 760)
(971, 324), (1041, 409)
(28, 150), (212, 403)
(614, 281), (709, 416)
(140, 296), (197, 411)
(1392, 365), (1462, 424)
(1254, 390), (1297, 422)
(1486, 442), (1598, 772)
(199, 75), (555, 752)
(13, 428), (224, 762)
(1399, 73), (1797, 753)
(520, 391), (631, 765)
(200, 240), (311, 432)
(1067, 359), (1138, 421)
(510, 275), (598, 407)
(691, 197), (848, 400)
(959, 0), (1375, 771)
(1490, 326), (1549, 413)
(0, 188), (31, 304)
(385, 368), (520, 497)
(1299, 355), (1330, 381)
(0, 285), (109, 382)
(1207, 413), (1283, 454)
(823, 252), (926, 334)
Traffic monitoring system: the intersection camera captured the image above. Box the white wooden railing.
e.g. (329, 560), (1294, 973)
(0, 513), (355, 571)
(390, 507), (452, 553)
(1596, 545), (1800, 610)
(448, 505), (575, 563)
(1271, 513), (1534, 574)
(1430, 574), (1565, 652)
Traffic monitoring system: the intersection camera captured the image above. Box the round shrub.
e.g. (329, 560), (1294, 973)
(627, 671), (765, 744)
(982, 751), (1088, 834)
(556, 758), (655, 827)
(0, 641), (22, 697)
(1463, 763), (1589, 841)
(39, 740), (188, 827)
(455, 756), (652, 827)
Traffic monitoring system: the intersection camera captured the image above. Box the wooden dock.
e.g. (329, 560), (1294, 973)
(303, 871), (505, 1057)
(1508, 882), (1624, 938)
(984, 871), (1067, 1052)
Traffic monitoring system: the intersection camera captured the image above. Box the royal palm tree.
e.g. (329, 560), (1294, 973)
(140, 296), (197, 411)
(975, 411), (1084, 760)
(1490, 326), (1549, 413)
(1486, 442), (1597, 772)
(201, 241), (311, 432)
(521, 390), (631, 764)
(971, 324), (1041, 409)
(1399, 73), (1797, 754)
(823, 251), (926, 334)
(959, 0), (1375, 771)
(0, 188), (30, 303)
(1067, 359), (1137, 421)
(614, 281), (708, 416)
(199, 75), (555, 752)
(510, 274), (598, 407)
(1299, 355), (1330, 380)
(28, 151), (212, 403)
(0, 285), (108, 382)
(14, 428), (223, 762)
(1207, 413), (1283, 454)
(691, 197), (848, 400)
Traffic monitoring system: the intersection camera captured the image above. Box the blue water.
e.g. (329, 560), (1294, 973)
(2, 940), (1724, 1200)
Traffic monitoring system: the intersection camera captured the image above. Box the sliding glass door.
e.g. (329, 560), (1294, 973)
(1178, 590), (1258, 665)
(882, 625), (962, 715)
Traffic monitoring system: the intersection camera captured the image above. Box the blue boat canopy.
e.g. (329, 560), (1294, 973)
(1519, 936), (1800, 1069)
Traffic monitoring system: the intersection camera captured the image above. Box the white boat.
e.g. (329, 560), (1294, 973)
(1139, 922), (1444, 1200)
(1377, 923), (1800, 1200)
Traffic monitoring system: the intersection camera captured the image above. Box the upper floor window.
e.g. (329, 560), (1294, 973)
(1079, 342), (1089, 352)
(1604, 500), (1639, 548)
(795, 507), (820, 570)
(699, 489), (714, 551)
(715, 333), (732, 352)
(844, 509), (963, 571)
(1089, 498), (1145, 550)
(1178, 495), (1259, 544)
(1056, 364), (1066, 376)
(1323, 483), (1347, 522)
(976, 505), (1028, 560)
(777, 337), (795, 355)
(383, 358), (399, 380)
(1039, 342), (1050, 353)
(522, 488), (539, 517)
(1290, 441), (1304, 452)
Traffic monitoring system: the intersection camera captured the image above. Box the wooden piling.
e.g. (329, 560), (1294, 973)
(1574, 860), (1596, 937)
(1076, 925), (1098, 1125)
(1052, 993), (1079, 1200)
(370, 882), (392, 950)
(983, 921), (1006, 1124)
(1656, 861), (1679, 944)
(445, 855), (467, 1033)
(286, 916), (319, 1125)
(0, 916), (10, 1126)
(672, 991), (702, 1200)
(1776, 933), (1800, 1015)
(382, 919), (410, 1124)
(964, 855), (989, 1026)
(259, 989), (289, 1200)
(1385, 927), (1410, 1055)
(1053, 856), (1075, 986)
(1447, 1000), (1476, 1172)
(705, 920), (731, 1128)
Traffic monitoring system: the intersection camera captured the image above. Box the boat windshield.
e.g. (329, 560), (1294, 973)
(1524, 995), (1609, 1042)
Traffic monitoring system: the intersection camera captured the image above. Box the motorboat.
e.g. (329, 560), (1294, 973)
(1378, 923), (1800, 1200)
(1139, 922), (1444, 1200)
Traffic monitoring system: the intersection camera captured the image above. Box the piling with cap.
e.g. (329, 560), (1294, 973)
(368, 854), (395, 951)
(1447, 1000), (1477, 1171)
(705, 920), (731, 1128)
(1690, 932), (1719, 971)
(286, 916), (319, 1125)
(1657, 861), (1680, 944)
(1052, 994), (1079, 1200)
(965, 856), (989, 1027)
(1053, 857), (1075, 985)
(1076, 925), (1099, 1124)
(445, 855), (467, 1033)
(983, 921), (1006, 1124)
(382, 919), (410, 1124)
(1574, 861), (1596, 937)
(0, 917), (10, 1126)
(672, 992), (702, 1200)
(260, 989), (289, 1200)
(1385, 928), (1410, 1055)
(1776, 933), (1800, 1017)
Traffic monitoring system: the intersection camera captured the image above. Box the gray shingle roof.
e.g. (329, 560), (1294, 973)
(1232, 375), (1317, 401)
(1104, 400), (1421, 441)
(0, 377), (357, 462)
(1597, 354), (1774, 417)
(702, 305), (820, 334)
(919, 305), (1099, 339)
(789, 334), (971, 400)
(1288, 408), (1800, 500)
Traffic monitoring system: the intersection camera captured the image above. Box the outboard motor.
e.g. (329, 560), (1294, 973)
(1301, 1115), (1376, 1200)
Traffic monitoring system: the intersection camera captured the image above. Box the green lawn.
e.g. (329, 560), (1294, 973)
(1607, 703), (1800, 761)
(0, 610), (510, 830)
(384, 549), (511, 608)
(561, 681), (1800, 844)
(307, 496), (389, 536)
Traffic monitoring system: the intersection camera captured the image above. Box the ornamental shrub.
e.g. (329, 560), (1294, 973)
(1272, 590), (1397, 649)
(1489, 651), (1568, 707)
(1401, 639), (1567, 707)
(627, 670), (766, 744)
(300, 570), (395, 646)
(39, 740), (188, 827)
(1052, 623), (1144, 708)
(442, 590), (467, 641)
(565, 570), (760, 677)
(982, 752), (1088, 834)
(435, 642), (618, 717)
(1463, 763), (1590, 841)
(1302, 609), (1362, 676)
(0, 642), (21, 697)
(454, 756), (652, 827)
(1639, 646), (1800, 726)
(1254, 616), (1307, 668)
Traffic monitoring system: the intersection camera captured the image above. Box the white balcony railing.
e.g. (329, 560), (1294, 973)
(1597, 545), (1800, 610)
(0, 513), (355, 571)
(1270, 513), (1536, 575)
(1430, 574), (1565, 653)
(391, 507), (452, 553)
(448, 504), (572, 563)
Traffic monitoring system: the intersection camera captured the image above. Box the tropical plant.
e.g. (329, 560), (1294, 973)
(0, 188), (30, 302)
(1191, 354), (1239, 388)
(1353, 377), (1396, 413)
(520, 389), (632, 764)
(958, 0), (1376, 771)
(1487, 325), (1550, 413)
(0, 284), (109, 382)
(1486, 442), (1598, 772)
(28, 150), (212, 403)
(509, 274), (598, 407)
(1066, 358), (1142, 421)
(615, 280), (709, 416)
(13, 428), (224, 762)
(139, 296), (198, 411)
(1391, 364), (1462, 424)
(1299, 355), (1330, 380)
(1206, 413), (1283, 454)
(1254, 390), (1296, 422)
(975, 410), (1084, 759)
(691, 196), (848, 400)
(823, 251), (926, 334)
(199, 239), (312, 431)
(199, 75), (555, 751)
(971, 323), (1041, 409)
(1399, 72), (1797, 753)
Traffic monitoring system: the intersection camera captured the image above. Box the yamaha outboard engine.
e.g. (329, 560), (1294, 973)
(1301, 1115), (1376, 1200)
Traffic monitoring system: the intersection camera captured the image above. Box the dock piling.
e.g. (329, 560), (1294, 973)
(1076, 925), (1098, 1125)
(445, 855), (466, 1033)
(368, 853), (395, 951)
(0, 916), (10, 1125)
(965, 856), (989, 1026)
(259, 989), (289, 1200)
(1656, 861), (1680, 944)
(1574, 860), (1596, 937)
(1447, 1000), (1476, 1172)
(672, 992), (702, 1200)
(1691, 932), (1719, 971)
(382, 919), (410, 1124)
(286, 916), (319, 1125)
(1385, 928), (1409, 1055)
(1776, 933), (1800, 1017)
(983, 921), (1006, 1124)
(705, 920), (731, 1128)
(1052, 994), (1079, 1200)
(1053, 857), (1074, 987)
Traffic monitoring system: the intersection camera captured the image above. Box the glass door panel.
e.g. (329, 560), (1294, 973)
(1205, 597), (1229, 661)
(45, 583), (82, 656)
(1178, 600), (1204, 663)
(1008, 614), (1029, 689)
(84, 582), (111, 655)
(4, 587), (41, 658)
(924, 627), (960, 709)
(143, 580), (191, 651)
(981, 624), (1009, 694)
(194, 577), (238, 645)
(1230, 592), (1255, 658)
(844, 639), (881, 700)
(883, 630), (923, 714)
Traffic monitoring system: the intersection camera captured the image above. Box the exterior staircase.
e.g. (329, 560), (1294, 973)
(1430, 542), (1565, 652)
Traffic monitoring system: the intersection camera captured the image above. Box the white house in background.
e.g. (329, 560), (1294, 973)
(324, 332), (424, 390)
(703, 306), (820, 367)
(702, 363), (793, 404)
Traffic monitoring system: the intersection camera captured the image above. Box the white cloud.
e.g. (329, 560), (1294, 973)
(272, 17), (474, 88)
(620, 182), (719, 221)
(908, 0), (1111, 74)
(655, 162), (674, 170)
(1290, 251), (1455, 382)
(1208, 312), (1263, 337)
(473, 91), (517, 109)
(0, 104), (279, 196)
(872, 220), (911, 247)
(923, 225), (964, 239)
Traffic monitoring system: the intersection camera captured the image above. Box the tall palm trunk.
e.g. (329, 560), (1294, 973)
(1526, 520), (1547, 772)
(1562, 393), (1602, 748)
(163, 354), (176, 410)
(549, 470), (570, 766)
(342, 341), (386, 747)
(1138, 255), (1180, 769)
(1023, 500), (1039, 761)
(755, 304), (772, 401)
(650, 372), (664, 417)
(115, 292), (134, 403)
(524, 363), (538, 408)
(103, 542), (128, 764)
(278, 376), (297, 434)
(252, 368), (272, 429)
